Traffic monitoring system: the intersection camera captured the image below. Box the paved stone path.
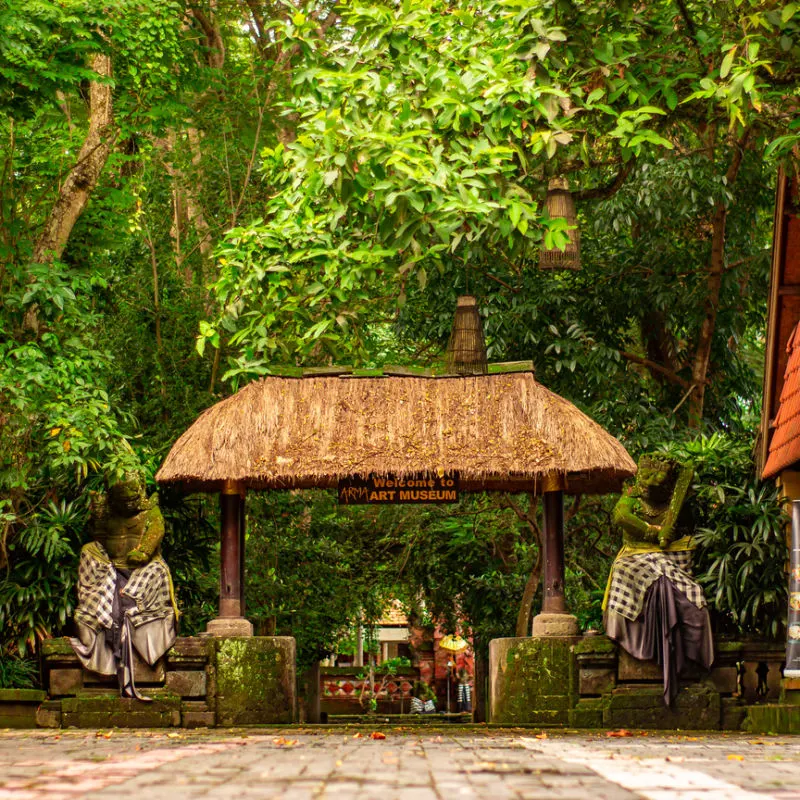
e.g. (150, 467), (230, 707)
(1, 729), (799, 799)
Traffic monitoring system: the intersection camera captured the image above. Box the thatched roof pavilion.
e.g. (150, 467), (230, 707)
(156, 364), (635, 496)
(157, 362), (635, 639)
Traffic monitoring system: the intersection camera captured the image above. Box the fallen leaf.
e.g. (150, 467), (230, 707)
(335, 760), (343, 767)
(728, 754), (744, 761)
(606, 729), (633, 738)
(352, 733), (363, 739)
(167, 733), (181, 739)
(273, 737), (300, 748)
(370, 732), (387, 740)
(534, 733), (548, 740)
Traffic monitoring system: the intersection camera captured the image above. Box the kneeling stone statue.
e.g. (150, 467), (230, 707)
(70, 473), (178, 699)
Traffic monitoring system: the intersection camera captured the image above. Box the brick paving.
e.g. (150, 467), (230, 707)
(0, 729), (799, 799)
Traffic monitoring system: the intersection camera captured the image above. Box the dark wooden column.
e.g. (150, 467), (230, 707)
(207, 480), (253, 636)
(219, 485), (243, 618)
(541, 490), (567, 614)
(239, 492), (246, 618)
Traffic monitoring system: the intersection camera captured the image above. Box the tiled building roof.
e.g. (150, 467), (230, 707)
(378, 600), (408, 627)
(763, 323), (800, 479)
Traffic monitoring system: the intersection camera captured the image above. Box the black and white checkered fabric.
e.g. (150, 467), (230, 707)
(74, 543), (116, 631)
(606, 550), (707, 621)
(123, 557), (175, 627)
(74, 543), (175, 632)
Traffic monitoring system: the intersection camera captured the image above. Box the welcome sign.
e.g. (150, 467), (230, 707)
(338, 473), (459, 505)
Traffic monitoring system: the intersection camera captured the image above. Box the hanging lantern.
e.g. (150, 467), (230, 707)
(539, 177), (581, 270)
(446, 295), (487, 375)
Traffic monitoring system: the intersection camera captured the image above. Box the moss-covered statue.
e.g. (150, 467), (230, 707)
(70, 472), (178, 699)
(603, 455), (713, 706)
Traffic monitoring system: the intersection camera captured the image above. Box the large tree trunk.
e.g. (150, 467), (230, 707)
(687, 131), (749, 428)
(33, 54), (114, 264)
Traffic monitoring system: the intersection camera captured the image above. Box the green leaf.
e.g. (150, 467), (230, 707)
(720, 46), (736, 79)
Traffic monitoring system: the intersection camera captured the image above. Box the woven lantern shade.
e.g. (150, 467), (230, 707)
(539, 177), (581, 270)
(446, 295), (487, 375)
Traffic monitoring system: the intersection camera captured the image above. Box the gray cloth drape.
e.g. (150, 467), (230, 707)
(605, 575), (714, 706)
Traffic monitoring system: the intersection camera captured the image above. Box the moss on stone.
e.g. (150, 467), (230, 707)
(41, 638), (76, 658)
(491, 637), (576, 725)
(715, 640), (745, 654)
(573, 636), (617, 656)
(604, 684), (720, 730)
(744, 704), (800, 735)
(214, 636), (296, 725)
(0, 689), (46, 703)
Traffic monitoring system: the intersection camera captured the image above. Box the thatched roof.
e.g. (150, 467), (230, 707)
(156, 365), (636, 495)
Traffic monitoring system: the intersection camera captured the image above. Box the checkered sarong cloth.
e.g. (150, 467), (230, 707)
(74, 543), (175, 631)
(74, 543), (116, 631)
(606, 550), (706, 621)
(123, 557), (175, 627)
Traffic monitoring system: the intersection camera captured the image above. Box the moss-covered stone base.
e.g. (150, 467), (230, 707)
(604, 684), (720, 730)
(0, 689), (47, 729)
(489, 636), (577, 724)
(743, 704), (800, 735)
(60, 694), (181, 728)
(214, 636), (296, 725)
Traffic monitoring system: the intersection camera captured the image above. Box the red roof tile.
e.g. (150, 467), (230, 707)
(763, 323), (800, 479)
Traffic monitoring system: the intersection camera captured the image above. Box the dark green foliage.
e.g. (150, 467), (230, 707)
(661, 432), (789, 639)
(159, 492), (218, 636)
(0, 654), (38, 689)
(0, 499), (86, 655)
(245, 492), (396, 671)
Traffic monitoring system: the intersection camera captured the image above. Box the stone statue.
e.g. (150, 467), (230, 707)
(70, 472), (178, 699)
(604, 455), (713, 706)
(88, 473), (166, 568)
(613, 456), (694, 549)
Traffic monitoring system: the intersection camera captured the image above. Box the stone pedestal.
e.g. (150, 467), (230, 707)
(206, 616), (254, 637)
(215, 637), (296, 725)
(489, 636), (578, 724)
(531, 613), (579, 637)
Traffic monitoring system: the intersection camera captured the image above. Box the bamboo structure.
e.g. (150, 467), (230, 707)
(539, 177), (581, 270)
(446, 295), (488, 375)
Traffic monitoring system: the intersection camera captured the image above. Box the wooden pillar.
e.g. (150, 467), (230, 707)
(239, 492), (246, 618)
(531, 488), (577, 636)
(219, 488), (242, 617)
(541, 490), (567, 614)
(206, 480), (253, 636)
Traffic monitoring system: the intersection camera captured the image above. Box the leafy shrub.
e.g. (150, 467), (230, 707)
(661, 432), (788, 639)
(0, 499), (86, 655)
(379, 656), (412, 671)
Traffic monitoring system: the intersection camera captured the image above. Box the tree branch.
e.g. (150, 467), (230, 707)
(620, 350), (695, 390)
(574, 161), (635, 201)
